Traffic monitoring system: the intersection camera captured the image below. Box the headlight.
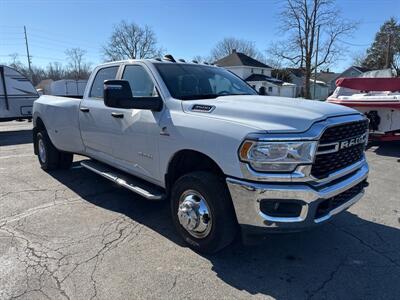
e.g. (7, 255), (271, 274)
(239, 140), (317, 172)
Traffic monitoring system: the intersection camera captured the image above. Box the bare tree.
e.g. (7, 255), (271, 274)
(103, 21), (164, 61)
(65, 48), (91, 80)
(268, 0), (357, 98)
(46, 62), (65, 81)
(192, 55), (209, 63)
(9, 53), (21, 66)
(3, 55), (66, 86)
(352, 50), (367, 67)
(211, 37), (264, 61)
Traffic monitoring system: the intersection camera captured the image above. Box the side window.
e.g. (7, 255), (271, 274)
(122, 65), (157, 97)
(89, 66), (119, 98)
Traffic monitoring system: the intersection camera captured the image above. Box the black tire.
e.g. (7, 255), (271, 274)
(171, 171), (237, 254)
(36, 130), (73, 170)
(59, 152), (74, 169)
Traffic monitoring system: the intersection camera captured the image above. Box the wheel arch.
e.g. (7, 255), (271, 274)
(33, 116), (46, 155)
(165, 149), (226, 195)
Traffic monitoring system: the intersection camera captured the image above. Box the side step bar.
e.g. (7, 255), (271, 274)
(80, 160), (165, 200)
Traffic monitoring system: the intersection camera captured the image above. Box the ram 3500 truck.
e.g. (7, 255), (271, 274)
(33, 58), (369, 253)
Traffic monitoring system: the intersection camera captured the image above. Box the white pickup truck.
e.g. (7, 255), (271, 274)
(33, 57), (369, 253)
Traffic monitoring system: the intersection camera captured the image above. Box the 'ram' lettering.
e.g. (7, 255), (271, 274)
(339, 134), (367, 150)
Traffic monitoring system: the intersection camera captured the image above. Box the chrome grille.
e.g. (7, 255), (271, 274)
(311, 120), (368, 179)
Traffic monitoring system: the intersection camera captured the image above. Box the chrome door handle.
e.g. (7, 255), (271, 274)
(80, 107), (90, 113)
(111, 112), (124, 118)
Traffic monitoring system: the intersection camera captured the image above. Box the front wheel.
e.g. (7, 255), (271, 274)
(36, 131), (73, 170)
(171, 171), (237, 253)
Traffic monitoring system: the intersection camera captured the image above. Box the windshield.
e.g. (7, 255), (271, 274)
(154, 63), (257, 100)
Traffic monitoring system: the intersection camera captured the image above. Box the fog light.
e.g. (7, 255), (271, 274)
(260, 200), (303, 218)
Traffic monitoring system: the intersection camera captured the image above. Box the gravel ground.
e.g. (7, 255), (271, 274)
(0, 120), (399, 300)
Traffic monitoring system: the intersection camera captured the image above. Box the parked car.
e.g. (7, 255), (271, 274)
(0, 65), (39, 121)
(32, 57), (369, 253)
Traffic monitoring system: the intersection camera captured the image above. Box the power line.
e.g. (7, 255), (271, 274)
(29, 42), (100, 54)
(0, 37), (25, 41)
(0, 43), (26, 47)
(338, 39), (371, 47)
(1, 27), (102, 51)
(0, 53), (65, 62)
(28, 29), (102, 48)
(29, 34), (100, 49)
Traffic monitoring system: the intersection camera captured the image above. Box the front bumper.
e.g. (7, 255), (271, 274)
(226, 161), (369, 234)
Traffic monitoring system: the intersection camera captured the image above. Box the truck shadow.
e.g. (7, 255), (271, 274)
(367, 141), (400, 159)
(48, 164), (400, 299)
(0, 129), (32, 146)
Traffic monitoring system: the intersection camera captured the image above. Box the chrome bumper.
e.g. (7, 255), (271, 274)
(226, 161), (369, 232)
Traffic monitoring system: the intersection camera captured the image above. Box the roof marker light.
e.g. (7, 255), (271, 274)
(163, 54), (176, 62)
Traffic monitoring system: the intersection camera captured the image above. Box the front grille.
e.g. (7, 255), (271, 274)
(315, 181), (365, 219)
(311, 120), (368, 179)
(319, 120), (368, 144)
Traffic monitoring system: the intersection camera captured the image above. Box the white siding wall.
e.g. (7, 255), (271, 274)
(310, 84), (329, 100)
(247, 81), (296, 98)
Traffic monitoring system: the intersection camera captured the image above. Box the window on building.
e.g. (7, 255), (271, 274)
(268, 86), (273, 92)
(261, 69), (264, 74)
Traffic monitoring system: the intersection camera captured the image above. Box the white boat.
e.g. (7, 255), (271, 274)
(327, 77), (400, 141)
(0, 65), (39, 121)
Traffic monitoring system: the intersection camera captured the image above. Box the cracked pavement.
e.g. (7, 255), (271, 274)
(1, 121), (400, 300)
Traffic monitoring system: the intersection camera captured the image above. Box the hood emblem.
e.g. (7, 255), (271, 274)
(191, 104), (215, 113)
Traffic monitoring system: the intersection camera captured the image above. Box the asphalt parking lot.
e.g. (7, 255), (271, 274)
(0, 120), (399, 300)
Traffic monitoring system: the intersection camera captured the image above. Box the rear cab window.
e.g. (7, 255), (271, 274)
(89, 66), (119, 98)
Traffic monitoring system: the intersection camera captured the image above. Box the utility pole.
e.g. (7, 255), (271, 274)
(23, 25), (33, 79)
(313, 25), (321, 100)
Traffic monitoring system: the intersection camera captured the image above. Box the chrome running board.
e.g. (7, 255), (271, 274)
(80, 159), (164, 200)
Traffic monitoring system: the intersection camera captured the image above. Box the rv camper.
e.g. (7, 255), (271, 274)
(0, 65), (39, 121)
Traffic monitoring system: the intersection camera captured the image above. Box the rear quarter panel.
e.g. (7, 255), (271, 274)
(33, 95), (85, 153)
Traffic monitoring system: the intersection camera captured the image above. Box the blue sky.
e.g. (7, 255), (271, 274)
(1, 0), (399, 72)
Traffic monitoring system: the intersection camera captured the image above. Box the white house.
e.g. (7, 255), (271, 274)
(316, 66), (372, 96)
(287, 68), (341, 99)
(215, 50), (296, 98)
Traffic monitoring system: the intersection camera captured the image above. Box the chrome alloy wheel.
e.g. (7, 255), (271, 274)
(38, 138), (47, 164)
(177, 190), (212, 239)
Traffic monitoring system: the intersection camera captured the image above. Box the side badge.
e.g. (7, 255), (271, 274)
(191, 104), (215, 113)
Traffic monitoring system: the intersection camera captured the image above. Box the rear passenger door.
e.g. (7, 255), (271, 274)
(79, 65), (120, 161)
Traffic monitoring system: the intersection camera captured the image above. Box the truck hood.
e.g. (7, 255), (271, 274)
(181, 95), (360, 133)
